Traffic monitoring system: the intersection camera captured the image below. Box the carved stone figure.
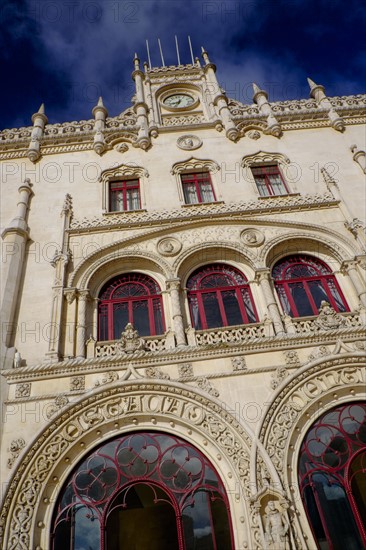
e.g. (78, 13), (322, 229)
(13, 350), (22, 369)
(240, 228), (265, 247)
(118, 323), (147, 353)
(314, 300), (347, 330)
(264, 501), (290, 549)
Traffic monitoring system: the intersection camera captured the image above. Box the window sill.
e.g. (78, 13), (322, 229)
(181, 201), (224, 208)
(103, 209), (147, 215)
(257, 193), (300, 200)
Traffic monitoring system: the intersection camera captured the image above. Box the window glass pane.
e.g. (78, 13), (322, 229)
(349, 451), (366, 531)
(183, 183), (199, 204)
(110, 190), (124, 212)
(254, 176), (269, 196)
(222, 290), (243, 325)
(199, 182), (214, 203)
(202, 293), (223, 329)
(241, 288), (257, 323)
(310, 472), (364, 550)
(132, 300), (150, 336)
(189, 295), (202, 330)
(99, 304), (109, 340)
(302, 485), (328, 550)
(268, 174), (287, 195)
(307, 280), (329, 311)
(182, 491), (215, 550)
(288, 282), (314, 316)
(327, 279), (347, 312)
(153, 298), (164, 334)
(276, 286), (294, 316)
(210, 497), (232, 550)
(106, 485), (179, 550)
(126, 188), (140, 211)
(73, 506), (101, 550)
(113, 303), (129, 339)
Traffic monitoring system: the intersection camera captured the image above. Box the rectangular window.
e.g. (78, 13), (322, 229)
(109, 179), (141, 212)
(181, 172), (215, 204)
(251, 165), (289, 197)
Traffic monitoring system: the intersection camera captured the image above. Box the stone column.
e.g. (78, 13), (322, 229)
(255, 269), (285, 335)
(64, 288), (77, 358)
(1, 179), (34, 354)
(132, 54), (150, 150)
(76, 290), (90, 358)
(341, 260), (366, 307)
(166, 278), (187, 346)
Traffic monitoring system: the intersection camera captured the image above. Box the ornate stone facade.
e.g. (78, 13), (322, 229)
(0, 49), (365, 550)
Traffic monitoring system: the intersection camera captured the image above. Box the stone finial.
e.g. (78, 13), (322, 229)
(28, 103), (48, 162)
(92, 96), (108, 155)
(252, 82), (268, 102)
(92, 96), (108, 118)
(31, 103), (48, 124)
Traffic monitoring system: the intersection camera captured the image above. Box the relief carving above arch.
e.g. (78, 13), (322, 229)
(0, 381), (270, 550)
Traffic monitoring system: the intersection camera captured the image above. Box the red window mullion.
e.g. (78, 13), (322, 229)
(216, 291), (228, 326)
(196, 292), (208, 329)
(236, 287), (250, 324)
(108, 302), (114, 340)
(302, 281), (319, 315)
(264, 173), (274, 196)
(147, 298), (156, 335)
(282, 282), (300, 316)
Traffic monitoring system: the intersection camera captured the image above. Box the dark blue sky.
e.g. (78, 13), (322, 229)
(1, 0), (365, 129)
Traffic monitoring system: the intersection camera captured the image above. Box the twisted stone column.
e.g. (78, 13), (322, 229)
(166, 278), (187, 346)
(255, 269), (285, 335)
(76, 290), (90, 358)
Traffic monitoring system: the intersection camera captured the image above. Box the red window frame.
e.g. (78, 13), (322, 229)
(272, 255), (349, 317)
(181, 172), (216, 204)
(187, 264), (258, 330)
(109, 179), (141, 212)
(298, 403), (366, 549)
(98, 273), (165, 340)
(251, 164), (289, 196)
(50, 431), (235, 550)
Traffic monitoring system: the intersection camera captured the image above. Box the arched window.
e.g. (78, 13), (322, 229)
(98, 273), (165, 340)
(187, 264), (258, 330)
(272, 255), (348, 317)
(51, 432), (234, 550)
(299, 403), (366, 549)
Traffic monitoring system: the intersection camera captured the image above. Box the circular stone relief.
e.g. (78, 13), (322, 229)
(177, 135), (202, 151)
(157, 237), (182, 256)
(240, 228), (265, 247)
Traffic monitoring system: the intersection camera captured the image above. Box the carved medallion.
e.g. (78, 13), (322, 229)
(240, 228), (265, 247)
(157, 237), (182, 256)
(176, 134), (202, 150)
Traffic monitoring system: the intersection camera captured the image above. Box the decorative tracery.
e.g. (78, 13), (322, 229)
(299, 403), (366, 549)
(98, 273), (165, 340)
(272, 254), (348, 317)
(51, 432), (233, 550)
(187, 263), (258, 330)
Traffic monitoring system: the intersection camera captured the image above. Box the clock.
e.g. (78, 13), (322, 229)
(163, 94), (195, 109)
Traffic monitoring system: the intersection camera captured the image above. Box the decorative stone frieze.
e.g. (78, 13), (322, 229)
(195, 376), (219, 397)
(270, 367), (288, 390)
(46, 395), (69, 419)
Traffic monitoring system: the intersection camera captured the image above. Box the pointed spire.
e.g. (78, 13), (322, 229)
(31, 103), (48, 124)
(252, 83), (262, 95)
(38, 103), (45, 114)
(201, 46), (210, 65)
(97, 96), (104, 107)
(307, 77), (317, 90)
(92, 96), (108, 118)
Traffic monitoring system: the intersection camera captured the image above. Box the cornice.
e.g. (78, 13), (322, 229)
(2, 328), (365, 383)
(69, 192), (339, 232)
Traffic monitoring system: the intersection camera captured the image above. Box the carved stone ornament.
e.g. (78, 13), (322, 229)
(145, 367), (170, 380)
(176, 134), (202, 150)
(157, 237), (182, 256)
(178, 363), (194, 379)
(283, 350), (301, 368)
(270, 367), (288, 390)
(246, 130), (261, 140)
(13, 350), (22, 369)
(195, 376), (220, 397)
(46, 395), (69, 419)
(240, 228), (265, 247)
(114, 142), (129, 153)
(15, 383), (31, 398)
(232, 357), (247, 371)
(118, 323), (147, 354)
(314, 300), (348, 330)
(95, 371), (119, 387)
(70, 376), (85, 391)
(7, 438), (26, 469)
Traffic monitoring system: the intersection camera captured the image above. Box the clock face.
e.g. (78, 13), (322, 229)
(163, 94), (195, 108)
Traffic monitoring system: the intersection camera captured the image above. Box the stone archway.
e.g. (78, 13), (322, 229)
(256, 347), (366, 548)
(0, 381), (264, 550)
